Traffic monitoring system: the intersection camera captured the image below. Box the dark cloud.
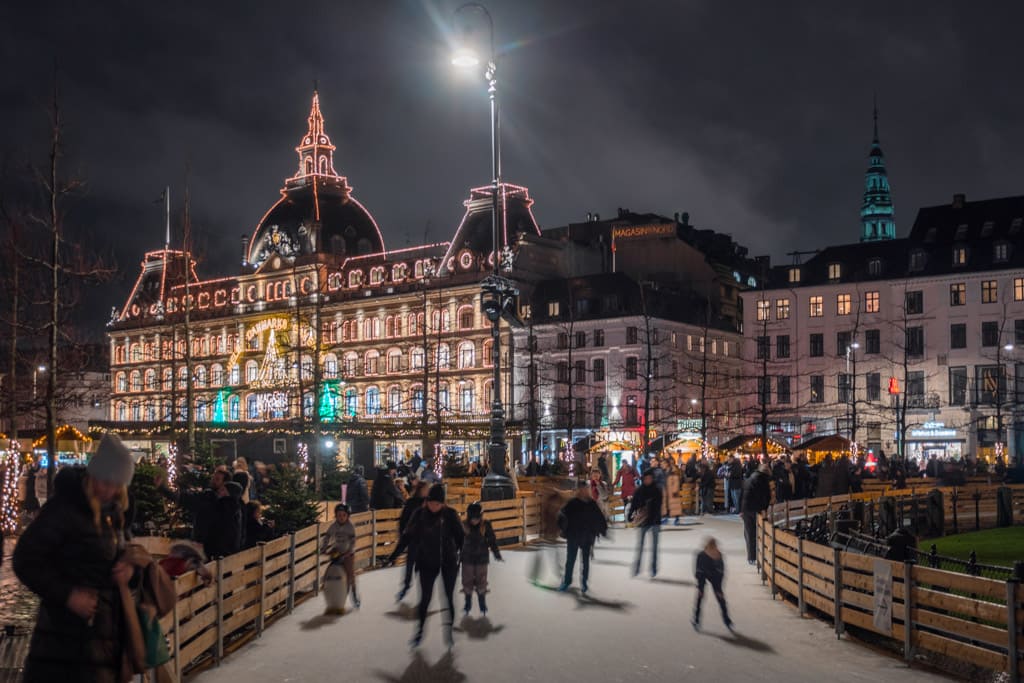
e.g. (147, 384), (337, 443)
(3, 0), (1024, 322)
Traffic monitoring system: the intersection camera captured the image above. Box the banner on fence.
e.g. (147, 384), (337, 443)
(872, 559), (893, 635)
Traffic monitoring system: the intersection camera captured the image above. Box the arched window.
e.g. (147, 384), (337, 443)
(129, 370), (142, 392)
(177, 366), (188, 390)
(366, 387), (381, 415)
(437, 382), (450, 411)
(410, 347), (425, 370)
(130, 401), (141, 421)
(318, 156), (327, 174)
(460, 382), (475, 413)
(323, 353), (338, 379)
(342, 320), (352, 341)
(365, 350), (380, 375)
(484, 380), (494, 405)
(143, 369), (156, 391)
(115, 372), (127, 393)
(408, 313), (418, 336)
(247, 395), (258, 420)
(388, 386), (402, 413)
(143, 342), (154, 361)
(370, 266), (385, 285)
(129, 343), (142, 362)
(196, 398), (208, 422)
(246, 360), (259, 383)
(348, 270), (363, 288)
(162, 368), (173, 391)
(436, 344), (450, 370)
(385, 316), (395, 338)
(458, 306), (474, 330)
(343, 352), (358, 377)
(387, 349), (402, 373)
(210, 364), (224, 386)
(229, 395), (240, 421)
(305, 157), (313, 175)
(482, 339), (493, 367)
(115, 346), (126, 364)
(116, 402), (127, 421)
(411, 385), (424, 412)
(229, 365), (240, 385)
(343, 388), (358, 417)
(303, 392), (314, 419)
(458, 341), (475, 369)
(194, 365), (207, 388)
(301, 354), (314, 381)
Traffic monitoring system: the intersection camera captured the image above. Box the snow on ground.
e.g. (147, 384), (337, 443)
(195, 515), (950, 683)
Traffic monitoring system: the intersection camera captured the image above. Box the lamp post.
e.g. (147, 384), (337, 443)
(996, 342), (1014, 464)
(453, 2), (518, 498)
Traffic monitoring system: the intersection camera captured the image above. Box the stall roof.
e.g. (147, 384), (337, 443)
(717, 434), (789, 454)
(791, 434), (850, 453)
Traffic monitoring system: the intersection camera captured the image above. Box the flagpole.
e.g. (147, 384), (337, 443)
(164, 185), (171, 250)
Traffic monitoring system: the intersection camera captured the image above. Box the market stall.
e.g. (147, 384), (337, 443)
(790, 433), (851, 465)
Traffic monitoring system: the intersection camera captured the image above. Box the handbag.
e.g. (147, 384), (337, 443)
(138, 604), (171, 668)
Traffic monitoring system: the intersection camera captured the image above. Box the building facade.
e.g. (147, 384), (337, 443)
(102, 92), (543, 471)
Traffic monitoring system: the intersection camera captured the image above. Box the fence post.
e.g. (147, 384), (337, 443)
(257, 542), (267, 636)
(770, 523), (778, 599)
(832, 548), (844, 639)
(371, 510), (378, 567)
(951, 488), (959, 535)
(904, 559), (914, 664)
(973, 491), (981, 531)
(521, 496), (528, 544)
(797, 537), (806, 616)
(313, 521), (322, 595)
(215, 557), (225, 664)
(1008, 577), (1020, 680)
(785, 500), (791, 530)
(287, 532), (297, 613)
(171, 577), (181, 678)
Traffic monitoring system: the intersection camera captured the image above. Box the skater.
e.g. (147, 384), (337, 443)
(692, 537), (733, 631)
(387, 484), (464, 648)
(557, 480), (608, 594)
(698, 462), (717, 515)
(741, 463), (772, 565)
(396, 480), (430, 601)
(613, 458), (638, 510)
(322, 503), (359, 613)
(628, 470), (663, 577)
(461, 501), (502, 615)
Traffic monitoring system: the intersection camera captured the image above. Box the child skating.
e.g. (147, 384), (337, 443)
(692, 537), (733, 631)
(461, 501), (502, 615)
(322, 503), (359, 614)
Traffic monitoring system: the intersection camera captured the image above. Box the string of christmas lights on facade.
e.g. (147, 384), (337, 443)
(1, 443), (23, 534)
(166, 443), (178, 487)
(297, 442), (309, 479)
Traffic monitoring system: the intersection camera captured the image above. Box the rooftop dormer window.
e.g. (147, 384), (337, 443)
(909, 250), (926, 272)
(981, 221), (994, 238)
(994, 242), (1010, 263)
(954, 224), (969, 240)
(952, 245), (968, 266)
(788, 267), (801, 284)
(867, 258), (882, 276)
(924, 227), (937, 243)
(1011, 218), (1023, 235)
(827, 263), (841, 282)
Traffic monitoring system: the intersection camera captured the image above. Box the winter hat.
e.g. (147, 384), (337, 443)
(466, 501), (483, 519)
(428, 484), (446, 503)
(88, 433), (135, 486)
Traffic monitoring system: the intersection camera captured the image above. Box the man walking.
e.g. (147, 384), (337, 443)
(558, 481), (608, 594)
(629, 470), (663, 578)
(740, 463), (772, 565)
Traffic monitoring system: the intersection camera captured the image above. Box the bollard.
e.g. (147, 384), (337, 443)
(926, 489), (944, 537)
(997, 486), (1014, 527)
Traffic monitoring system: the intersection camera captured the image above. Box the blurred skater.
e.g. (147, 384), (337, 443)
(691, 537), (732, 631)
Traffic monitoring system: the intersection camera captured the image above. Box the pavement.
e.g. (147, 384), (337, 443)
(194, 515), (951, 683)
(0, 542), (37, 633)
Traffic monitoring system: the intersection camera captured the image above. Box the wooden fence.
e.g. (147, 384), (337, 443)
(757, 485), (1024, 678)
(138, 495), (542, 680)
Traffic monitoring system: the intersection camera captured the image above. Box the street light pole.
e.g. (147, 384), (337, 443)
(453, 3), (515, 495)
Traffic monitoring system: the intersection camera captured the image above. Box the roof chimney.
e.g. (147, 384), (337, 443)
(586, 212), (592, 222)
(952, 193), (966, 209)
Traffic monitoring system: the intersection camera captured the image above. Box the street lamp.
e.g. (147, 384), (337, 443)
(845, 341), (859, 446)
(32, 365), (47, 401)
(452, 2), (517, 499)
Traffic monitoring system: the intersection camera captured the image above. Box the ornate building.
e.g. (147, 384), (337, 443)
(102, 92), (542, 471)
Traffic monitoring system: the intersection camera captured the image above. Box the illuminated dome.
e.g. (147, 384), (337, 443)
(247, 92), (384, 268)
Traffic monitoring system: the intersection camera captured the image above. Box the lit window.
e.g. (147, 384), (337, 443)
(788, 267), (801, 284)
(865, 291), (879, 313)
(756, 300), (770, 321)
(982, 280), (998, 304)
(547, 301), (560, 316)
(809, 295), (823, 317)
(952, 246), (967, 265)
(775, 298), (790, 320)
(836, 293), (851, 316)
(1015, 278), (1024, 302)
(949, 283), (966, 307)
(828, 263), (841, 281)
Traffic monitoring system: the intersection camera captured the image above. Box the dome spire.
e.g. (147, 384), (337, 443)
(290, 89), (339, 185)
(860, 98), (895, 242)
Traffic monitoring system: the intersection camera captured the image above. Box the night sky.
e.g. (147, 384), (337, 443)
(3, 0), (1024, 317)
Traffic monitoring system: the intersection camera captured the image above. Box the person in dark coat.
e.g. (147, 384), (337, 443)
(832, 455), (852, 495)
(741, 464), (773, 565)
(387, 484), (464, 648)
(346, 465), (370, 513)
(698, 462), (717, 515)
(369, 467), (404, 510)
(395, 481), (429, 601)
(461, 501), (502, 615)
(156, 466), (244, 558)
(691, 537), (733, 631)
(243, 501), (276, 549)
(557, 481), (608, 594)
(774, 459), (795, 502)
(596, 454), (610, 483)
(727, 456), (744, 513)
(13, 434), (136, 683)
(628, 471), (663, 577)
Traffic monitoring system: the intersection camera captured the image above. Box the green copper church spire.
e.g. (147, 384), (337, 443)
(860, 99), (895, 241)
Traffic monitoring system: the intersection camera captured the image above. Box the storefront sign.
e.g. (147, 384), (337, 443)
(596, 430), (641, 444)
(611, 224), (675, 240)
(909, 422), (957, 439)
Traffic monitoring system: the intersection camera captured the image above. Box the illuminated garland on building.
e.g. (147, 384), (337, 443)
(700, 439), (712, 462)
(432, 444), (443, 479)
(167, 443), (178, 488)
(850, 441), (859, 462)
(1, 443), (23, 534)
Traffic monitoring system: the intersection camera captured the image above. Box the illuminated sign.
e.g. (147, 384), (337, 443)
(597, 430), (641, 444)
(909, 422), (957, 439)
(611, 224), (675, 240)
